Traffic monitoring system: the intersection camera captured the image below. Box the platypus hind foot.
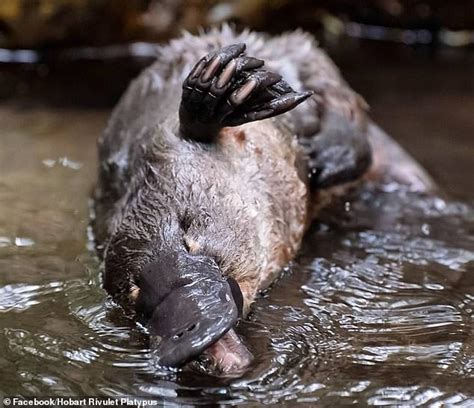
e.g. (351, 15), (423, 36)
(302, 110), (372, 190)
(179, 43), (313, 142)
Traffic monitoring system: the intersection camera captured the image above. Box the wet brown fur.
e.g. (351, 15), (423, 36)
(94, 25), (434, 317)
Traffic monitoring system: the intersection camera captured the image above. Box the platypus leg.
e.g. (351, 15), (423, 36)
(298, 87), (372, 190)
(180, 43), (312, 142)
(301, 111), (372, 190)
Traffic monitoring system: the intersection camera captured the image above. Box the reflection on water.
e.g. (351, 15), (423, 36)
(0, 65), (473, 405)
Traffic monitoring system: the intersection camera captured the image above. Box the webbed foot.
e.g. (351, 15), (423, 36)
(179, 43), (312, 142)
(302, 109), (372, 190)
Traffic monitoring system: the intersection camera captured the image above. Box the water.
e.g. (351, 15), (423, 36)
(0, 47), (473, 405)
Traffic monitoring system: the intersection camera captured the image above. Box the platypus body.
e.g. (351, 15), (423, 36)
(94, 26), (433, 374)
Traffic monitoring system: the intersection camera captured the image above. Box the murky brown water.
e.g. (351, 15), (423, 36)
(0, 43), (473, 405)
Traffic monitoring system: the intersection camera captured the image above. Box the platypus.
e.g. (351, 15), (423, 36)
(93, 26), (433, 374)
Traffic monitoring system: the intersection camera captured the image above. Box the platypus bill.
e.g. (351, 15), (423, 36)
(93, 27), (433, 375)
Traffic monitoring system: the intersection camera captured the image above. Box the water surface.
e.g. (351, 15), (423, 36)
(0, 47), (473, 405)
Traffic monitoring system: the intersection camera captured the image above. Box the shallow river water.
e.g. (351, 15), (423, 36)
(0, 43), (473, 406)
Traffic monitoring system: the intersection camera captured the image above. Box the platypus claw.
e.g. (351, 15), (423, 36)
(179, 43), (312, 142)
(183, 44), (246, 104)
(227, 90), (314, 126)
(135, 252), (243, 367)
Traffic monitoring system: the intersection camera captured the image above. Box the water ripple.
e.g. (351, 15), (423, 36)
(1, 132), (473, 407)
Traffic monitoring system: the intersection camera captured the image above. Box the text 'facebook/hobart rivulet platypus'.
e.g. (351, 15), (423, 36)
(93, 26), (433, 375)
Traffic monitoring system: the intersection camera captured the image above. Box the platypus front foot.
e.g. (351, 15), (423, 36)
(179, 43), (313, 142)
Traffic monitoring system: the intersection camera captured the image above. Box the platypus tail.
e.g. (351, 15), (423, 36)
(179, 43), (312, 143)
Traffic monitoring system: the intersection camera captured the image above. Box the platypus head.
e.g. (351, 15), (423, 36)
(134, 250), (251, 374)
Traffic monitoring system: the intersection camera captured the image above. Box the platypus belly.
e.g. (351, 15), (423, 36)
(93, 26), (433, 375)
